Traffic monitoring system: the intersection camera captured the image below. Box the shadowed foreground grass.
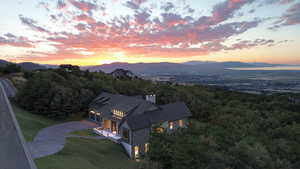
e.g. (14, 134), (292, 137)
(35, 138), (139, 169)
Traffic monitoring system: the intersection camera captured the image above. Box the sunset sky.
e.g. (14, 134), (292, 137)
(0, 0), (299, 65)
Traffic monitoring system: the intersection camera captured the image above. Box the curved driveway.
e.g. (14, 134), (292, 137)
(28, 121), (104, 159)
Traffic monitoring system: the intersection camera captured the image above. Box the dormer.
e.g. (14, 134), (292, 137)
(112, 109), (125, 119)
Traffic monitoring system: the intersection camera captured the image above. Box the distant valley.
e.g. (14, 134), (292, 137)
(2, 59), (300, 94)
(82, 61), (300, 94)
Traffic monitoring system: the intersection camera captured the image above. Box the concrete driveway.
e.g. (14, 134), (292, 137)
(28, 121), (104, 159)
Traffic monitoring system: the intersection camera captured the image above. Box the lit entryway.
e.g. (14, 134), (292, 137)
(134, 146), (139, 158)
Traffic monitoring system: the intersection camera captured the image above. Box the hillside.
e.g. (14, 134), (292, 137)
(0, 59), (47, 70)
(18, 62), (46, 71)
(0, 59), (10, 67)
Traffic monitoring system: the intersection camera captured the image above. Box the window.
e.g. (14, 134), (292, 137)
(179, 120), (184, 127)
(169, 121), (174, 130)
(145, 143), (149, 153)
(96, 115), (100, 122)
(156, 127), (164, 133)
(134, 146), (139, 158)
(90, 111), (95, 121)
(122, 128), (129, 142)
(112, 109), (125, 119)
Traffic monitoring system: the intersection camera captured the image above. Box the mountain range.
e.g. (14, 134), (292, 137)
(82, 61), (286, 75)
(0, 59), (57, 71)
(0, 59), (291, 75)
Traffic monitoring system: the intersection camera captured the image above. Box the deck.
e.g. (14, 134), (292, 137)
(93, 127), (122, 143)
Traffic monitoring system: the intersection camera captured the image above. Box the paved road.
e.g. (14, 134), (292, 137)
(0, 79), (37, 169)
(28, 121), (104, 159)
(0, 78), (17, 98)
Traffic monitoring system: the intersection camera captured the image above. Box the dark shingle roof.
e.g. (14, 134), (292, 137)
(126, 102), (192, 130)
(149, 102), (192, 123)
(89, 92), (158, 118)
(90, 93), (192, 131)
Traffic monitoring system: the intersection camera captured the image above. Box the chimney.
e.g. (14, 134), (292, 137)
(146, 94), (156, 104)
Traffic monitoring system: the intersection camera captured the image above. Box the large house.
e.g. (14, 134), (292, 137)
(88, 92), (192, 159)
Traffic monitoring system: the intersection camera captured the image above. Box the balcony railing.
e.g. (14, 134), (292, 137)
(93, 127), (121, 143)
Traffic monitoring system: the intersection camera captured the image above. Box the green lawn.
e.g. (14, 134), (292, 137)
(13, 104), (139, 169)
(35, 138), (139, 169)
(12, 103), (58, 142)
(69, 129), (98, 137)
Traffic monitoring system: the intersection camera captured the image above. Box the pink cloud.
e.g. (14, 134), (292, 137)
(19, 15), (50, 33)
(0, 33), (34, 48)
(270, 2), (300, 29)
(10, 0), (288, 62)
(211, 0), (255, 24)
(75, 14), (96, 24)
(69, 0), (97, 13)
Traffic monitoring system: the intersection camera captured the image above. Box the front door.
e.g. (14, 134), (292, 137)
(111, 121), (117, 134)
(104, 120), (110, 129)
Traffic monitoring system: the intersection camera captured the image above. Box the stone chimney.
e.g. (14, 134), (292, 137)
(146, 94), (156, 104)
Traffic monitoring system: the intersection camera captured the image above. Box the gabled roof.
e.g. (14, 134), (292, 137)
(126, 102), (192, 130)
(90, 92), (192, 131)
(89, 92), (158, 118)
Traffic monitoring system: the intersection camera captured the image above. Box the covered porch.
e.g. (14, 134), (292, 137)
(92, 118), (122, 142)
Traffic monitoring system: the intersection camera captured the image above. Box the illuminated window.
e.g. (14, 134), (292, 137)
(169, 121), (174, 130)
(156, 127), (164, 133)
(134, 146), (139, 158)
(145, 143), (149, 153)
(112, 109), (125, 118)
(179, 120), (184, 127)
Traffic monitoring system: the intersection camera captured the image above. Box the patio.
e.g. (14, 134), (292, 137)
(93, 127), (122, 143)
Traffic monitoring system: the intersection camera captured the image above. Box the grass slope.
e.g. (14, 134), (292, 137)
(13, 104), (139, 169)
(35, 138), (139, 169)
(12, 103), (58, 142)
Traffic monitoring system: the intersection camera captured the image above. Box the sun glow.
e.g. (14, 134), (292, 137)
(100, 59), (118, 65)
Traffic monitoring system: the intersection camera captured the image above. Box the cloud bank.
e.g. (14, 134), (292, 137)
(1, 0), (298, 63)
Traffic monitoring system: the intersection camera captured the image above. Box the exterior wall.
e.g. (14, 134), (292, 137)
(131, 128), (150, 146)
(121, 118), (189, 159)
(88, 110), (102, 126)
(130, 141), (148, 159)
(161, 121), (169, 129)
(120, 122), (131, 144)
(161, 118), (189, 132)
(172, 118), (189, 129)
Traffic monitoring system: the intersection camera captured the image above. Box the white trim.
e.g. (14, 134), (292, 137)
(121, 142), (132, 158)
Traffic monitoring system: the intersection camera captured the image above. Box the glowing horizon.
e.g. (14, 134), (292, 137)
(0, 0), (300, 66)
